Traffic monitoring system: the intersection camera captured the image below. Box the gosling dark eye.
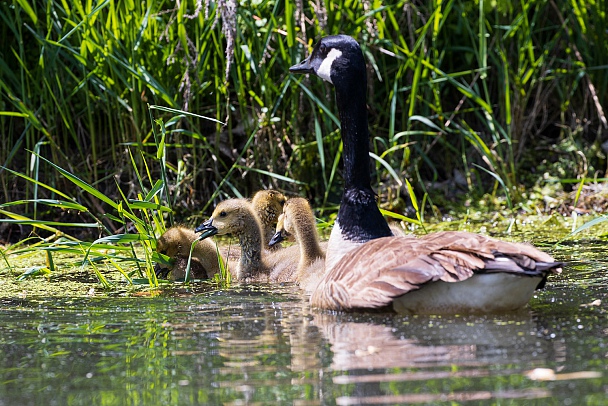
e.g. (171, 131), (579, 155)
(219, 211), (227, 217)
(160, 250), (167, 255)
(280, 200), (286, 206)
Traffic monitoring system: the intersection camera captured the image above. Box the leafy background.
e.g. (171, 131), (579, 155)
(1, 0), (607, 246)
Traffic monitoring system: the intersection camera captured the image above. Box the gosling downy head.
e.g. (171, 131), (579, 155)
(269, 212), (292, 246)
(155, 226), (217, 280)
(196, 199), (261, 238)
(251, 189), (287, 247)
(269, 197), (321, 254)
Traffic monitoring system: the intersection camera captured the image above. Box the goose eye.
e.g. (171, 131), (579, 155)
(159, 250), (167, 255)
(319, 44), (327, 54)
(219, 211), (227, 217)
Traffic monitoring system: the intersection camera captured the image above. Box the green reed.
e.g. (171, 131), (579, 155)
(1, 0), (607, 285)
(2, 0), (605, 207)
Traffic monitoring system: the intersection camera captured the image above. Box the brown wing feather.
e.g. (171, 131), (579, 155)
(311, 232), (562, 311)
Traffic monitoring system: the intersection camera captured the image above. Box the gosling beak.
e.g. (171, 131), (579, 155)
(195, 219), (218, 240)
(268, 230), (285, 247)
(289, 55), (314, 75)
(154, 263), (170, 279)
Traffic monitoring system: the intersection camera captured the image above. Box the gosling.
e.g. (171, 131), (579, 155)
(195, 199), (300, 283)
(269, 197), (326, 293)
(155, 226), (235, 280)
(251, 189), (287, 248)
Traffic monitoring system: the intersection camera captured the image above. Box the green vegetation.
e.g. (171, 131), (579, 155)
(1, 0), (607, 287)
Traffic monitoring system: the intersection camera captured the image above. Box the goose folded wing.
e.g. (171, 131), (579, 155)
(422, 231), (557, 261)
(313, 237), (482, 310)
(421, 231), (562, 275)
(313, 234), (561, 311)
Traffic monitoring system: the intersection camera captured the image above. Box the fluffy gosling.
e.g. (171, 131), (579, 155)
(196, 199), (300, 283)
(269, 197), (326, 293)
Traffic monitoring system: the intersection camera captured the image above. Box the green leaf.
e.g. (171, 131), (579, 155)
(32, 152), (118, 209)
(473, 163), (512, 209)
(408, 115), (443, 132)
(17, 266), (51, 281)
(0, 199), (88, 212)
(127, 200), (173, 212)
(235, 165), (306, 184)
(379, 209), (421, 226)
(15, 0), (38, 24)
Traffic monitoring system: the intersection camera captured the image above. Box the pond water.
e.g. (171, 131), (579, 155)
(0, 220), (607, 405)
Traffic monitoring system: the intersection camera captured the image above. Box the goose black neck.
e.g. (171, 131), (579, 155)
(333, 70), (392, 241)
(334, 80), (371, 190)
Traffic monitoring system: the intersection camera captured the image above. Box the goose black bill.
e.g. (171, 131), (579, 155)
(195, 219), (218, 240)
(268, 230), (285, 247)
(154, 263), (170, 279)
(289, 57), (314, 74)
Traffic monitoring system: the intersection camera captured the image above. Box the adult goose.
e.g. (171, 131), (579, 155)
(289, 35), (562, 313)
(195, 199), (301, 283)
(269, 197), (326, 292)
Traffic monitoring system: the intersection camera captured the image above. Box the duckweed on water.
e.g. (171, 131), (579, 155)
(1, 213), (607, 298)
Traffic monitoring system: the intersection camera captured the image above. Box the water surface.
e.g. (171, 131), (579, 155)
(0, 224), (606, 405)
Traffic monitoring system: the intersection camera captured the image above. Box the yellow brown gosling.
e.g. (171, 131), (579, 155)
(269, 197), (326, 293)
(251, 189), (287, 248)
(290, 35), (563, 313)
(195, 199), (300, 283)
(155, 226), (236, 280)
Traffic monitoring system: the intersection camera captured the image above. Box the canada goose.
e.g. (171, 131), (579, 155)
(251, 189), (287, 248)
(155, 226), (232, 280)
(195, 199), (300, 283)
(268, 197), (326, 292)
(290, 35), (562, 313)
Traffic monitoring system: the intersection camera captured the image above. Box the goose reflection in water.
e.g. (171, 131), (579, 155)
(159, 287), (563, 404)
(285, 308), (557, 404)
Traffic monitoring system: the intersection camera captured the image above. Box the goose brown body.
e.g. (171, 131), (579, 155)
(311, 231), (560, 313)
(290, 35), (563, 313)
(196, 199), (301, 283)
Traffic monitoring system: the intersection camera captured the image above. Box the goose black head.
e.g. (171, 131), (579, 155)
(289, 35), (366, 87)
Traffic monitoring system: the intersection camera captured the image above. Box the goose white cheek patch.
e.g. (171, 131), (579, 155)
(316, 48), (342, 84)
